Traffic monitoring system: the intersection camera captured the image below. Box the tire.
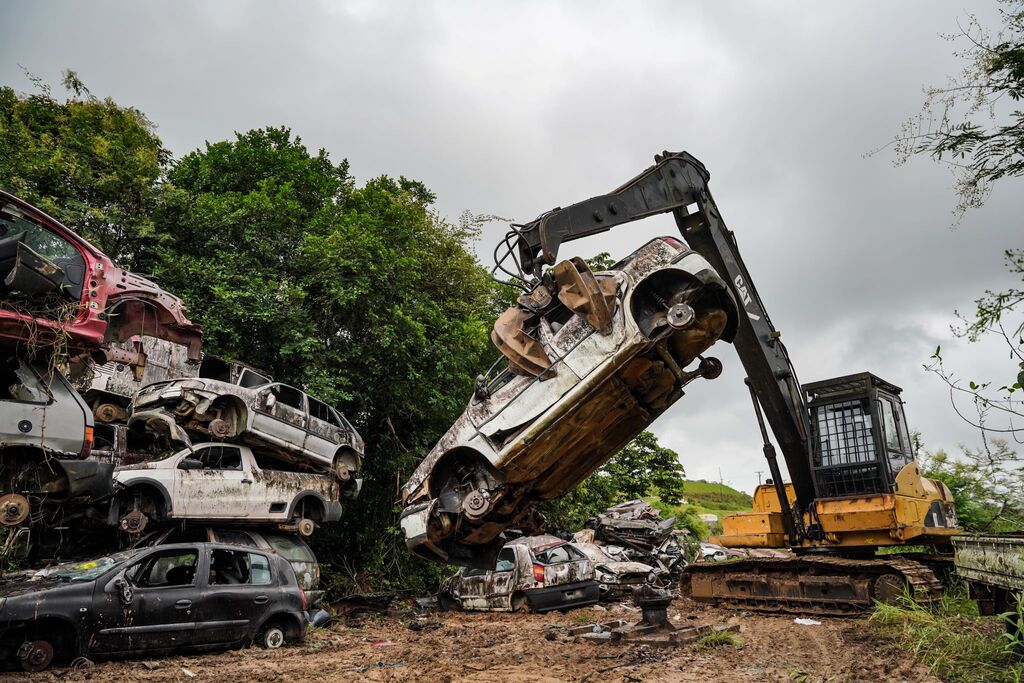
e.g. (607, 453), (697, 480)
(257, 622), (286, 649)
(438, 592), (461, 612)
(512, 594), (530, 614)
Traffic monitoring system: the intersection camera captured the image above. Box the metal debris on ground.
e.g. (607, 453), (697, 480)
(572, 586), (739, 648)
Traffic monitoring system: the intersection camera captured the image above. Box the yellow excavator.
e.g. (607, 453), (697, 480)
(509, 151), (959, 614)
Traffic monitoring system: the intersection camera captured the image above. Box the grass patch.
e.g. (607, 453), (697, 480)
(694, 629), (744, 650)
(869, 587), (1023, 683)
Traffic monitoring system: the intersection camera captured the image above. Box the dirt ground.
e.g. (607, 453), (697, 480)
(4, 599), (937, 683)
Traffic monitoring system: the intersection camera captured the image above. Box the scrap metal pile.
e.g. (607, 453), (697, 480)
(0, 192), (364, 669)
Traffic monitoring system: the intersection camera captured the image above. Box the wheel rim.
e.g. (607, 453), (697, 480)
(265, 627), (285, 648)
(19, 639), (54, 672)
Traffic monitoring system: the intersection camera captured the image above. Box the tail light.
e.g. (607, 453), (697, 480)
(300, 587), (307, 610)
(532, 564), (545, 583)
(80, 426), (94, 459)
(659, 236), (685, 250)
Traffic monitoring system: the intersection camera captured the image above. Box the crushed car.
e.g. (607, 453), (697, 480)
(0, 541), (307, 672)
(401, 237), (737, 567)
(437, 535), (599, 612)
(583, 499), (692, 575)
(0, 190), (201, 359)
(573, 542), (656, 600)
(128, 358), (364, 489)
(112, 443), (342, 537)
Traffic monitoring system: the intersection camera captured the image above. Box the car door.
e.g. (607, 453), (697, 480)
(175, 445), (251, 518)
(252, 384), (309, 455)
(488, 547), (519, 609)
(194, 548), (276, 645)
(304, 396), (343, 468)
(455, 567), (490, 611)
(93, 547), (202, 652)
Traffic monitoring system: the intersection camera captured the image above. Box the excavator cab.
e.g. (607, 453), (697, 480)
(805, 373), (914, 499)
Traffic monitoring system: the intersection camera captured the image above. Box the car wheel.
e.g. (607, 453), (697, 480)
(17, 639), (54, 672)
(437, 592), (461, 612)
(512, 594), (530, 614)
(258, 623), (286, 649)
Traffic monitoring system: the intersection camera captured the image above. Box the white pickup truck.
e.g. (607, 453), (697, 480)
(112, 442), (342, 536)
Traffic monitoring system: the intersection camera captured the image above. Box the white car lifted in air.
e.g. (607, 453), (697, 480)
(112, 443), (342, 537)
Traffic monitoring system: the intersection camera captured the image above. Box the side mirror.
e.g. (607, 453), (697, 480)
(177, 458), (203, 470)
(115, 577), (133, 606)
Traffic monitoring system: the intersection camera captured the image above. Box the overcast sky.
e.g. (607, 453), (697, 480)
(3, 1), (1021, 494)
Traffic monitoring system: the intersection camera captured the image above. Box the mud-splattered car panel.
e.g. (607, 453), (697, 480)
(128, 363), (364, 486)
(439, 535), (599, 612)
(401, 238), (737, 567)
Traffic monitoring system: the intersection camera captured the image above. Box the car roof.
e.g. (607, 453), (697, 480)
(506, 534), (567, 551)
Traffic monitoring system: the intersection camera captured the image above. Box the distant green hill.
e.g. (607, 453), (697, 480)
(646, 480), (753, 540)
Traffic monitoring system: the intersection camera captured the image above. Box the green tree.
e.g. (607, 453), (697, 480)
(537, 431), (690, 532)
(887, 1), (1024, 218)
(0, 70), (169, 267)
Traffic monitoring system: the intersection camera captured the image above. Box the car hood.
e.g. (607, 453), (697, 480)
(594, 561), (653, 576)
(0, 576), (81, 598)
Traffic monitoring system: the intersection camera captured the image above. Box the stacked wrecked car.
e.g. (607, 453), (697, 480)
(401, 236), (737, 567)
(0, 191), (363, 670)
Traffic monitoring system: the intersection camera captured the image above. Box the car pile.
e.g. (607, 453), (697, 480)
(0, 192), (363, 670)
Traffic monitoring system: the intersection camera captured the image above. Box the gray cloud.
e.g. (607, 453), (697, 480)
(3, 0), (1021, 492)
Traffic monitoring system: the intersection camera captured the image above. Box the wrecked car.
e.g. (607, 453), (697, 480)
(112, 443), (343, 537)
(586, 499), (677, 551)
(574, 542), (656, 600)
(0, 352), (113, 544)
(437, 535), (599, 613)
(401, 237), (737, 566)
(0, 190), (201, 360)
(128, 358), (364, 488)
(0, 542), (307, 672)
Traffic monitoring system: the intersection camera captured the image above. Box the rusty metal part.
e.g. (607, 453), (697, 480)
(207, 418), (231, 440)
(17, 640), (54, 672)
(0, 494), (30, 526)
(462, 490), (490, 520)
(552, 257), (617, 335)
(491, 306), (551, 377)
(297, 518), (316, 537)
(119, 509), (149, 535)
(669, 307), (729, 364)
(93, 402), (127, 424)
(682, 555), (943, 616)
(666, 303), (695, 330)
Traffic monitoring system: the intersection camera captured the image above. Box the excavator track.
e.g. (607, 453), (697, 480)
(681, 555), (944, 617)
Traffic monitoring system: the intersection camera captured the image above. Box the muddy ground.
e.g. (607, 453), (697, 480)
(4, 600), (936, 683)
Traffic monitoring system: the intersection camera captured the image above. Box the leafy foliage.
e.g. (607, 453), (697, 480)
(537, 431), (690, 533)
(886, 1), (1024, 218)
(0, 70), (169, 267)
(919, 436), (1023, 532)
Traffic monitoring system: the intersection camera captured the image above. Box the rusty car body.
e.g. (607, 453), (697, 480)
(112, 443), (342, 537)
(437, 535), (599, 613)
(128, 360), (364, 490)
(0, 542), (306, 671)
(574, 542), (655, 600)
(0, 190), (201, 359)
(401, 237), (737, 566)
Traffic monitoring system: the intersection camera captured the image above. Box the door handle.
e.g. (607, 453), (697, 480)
(253, 595), (269, 605)
(241, 478), (253, 484)
(175, 599), (192, 609)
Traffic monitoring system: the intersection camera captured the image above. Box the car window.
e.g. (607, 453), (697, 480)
(209, 548), (269, 585)
(271, 385), (304, 410)
(194, 445), (243, 471)
(261, 533), (314, 562)
(533, 544), (583, 564)
(0, 204), (86, 293)
(213, 530), (257, 548)
(50, 556), (121, 581)
(464, 567), (487, 577)
(494, 548), (516, 573)
(131, 549), (198, 588)
(307, 397), (333, 424)
(0, 359), (51, 403)
(239, 368), (271, 388)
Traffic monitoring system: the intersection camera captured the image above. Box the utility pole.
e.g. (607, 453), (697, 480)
(755, 470), (764, 485)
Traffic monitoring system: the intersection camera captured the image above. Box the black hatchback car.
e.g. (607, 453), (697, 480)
(0, 542), (307, 671)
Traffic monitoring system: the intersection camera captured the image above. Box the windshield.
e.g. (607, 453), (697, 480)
(48, 556), (122, 581)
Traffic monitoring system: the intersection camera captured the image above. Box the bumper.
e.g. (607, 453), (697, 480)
(524, 580), (600, 612)
(323, 500), (344, 523)
(56, 459), (116, 499)
(401, 501), (448, 563)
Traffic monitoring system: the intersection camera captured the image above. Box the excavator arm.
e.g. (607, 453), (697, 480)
(511, 151), (816, 526)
